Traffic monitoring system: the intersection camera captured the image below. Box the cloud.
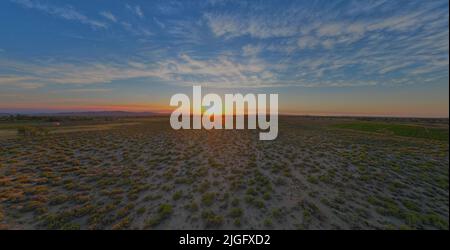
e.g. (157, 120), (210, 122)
(158, 54), (275, 87)
(204, 13), (298, 39)
(126, 4), (144, 19)
(153, 17), (166, 29)
(156, 1), (183, 15)
(0, 52), (279, 89)
(99, 11), (117, 23)
(120, 21), (153, 37)
(1, 59), (156, 87)
(242, 44), (263, 57)
(135, 6), (144, 19)
(0, 75), (36, 85)
(11, 0), (107, 29)
(204, 1), (448, 53)
(51, 88), (112, 94)
(3, 1), (449, 90)
(0, 75), (44, 89)
(297, 36), (319, 49)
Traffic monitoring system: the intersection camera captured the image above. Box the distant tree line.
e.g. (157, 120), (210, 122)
(0, 114), (116, 122)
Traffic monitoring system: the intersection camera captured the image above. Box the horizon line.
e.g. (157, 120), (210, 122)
(0, 109), (448, 119)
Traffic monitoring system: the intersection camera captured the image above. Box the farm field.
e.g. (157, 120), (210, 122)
(0, 116), (448, 229)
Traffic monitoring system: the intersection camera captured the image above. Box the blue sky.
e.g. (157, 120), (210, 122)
(0, 0), (448, 117)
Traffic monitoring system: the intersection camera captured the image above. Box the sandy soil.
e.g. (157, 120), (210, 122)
(0, 117), (448, 229)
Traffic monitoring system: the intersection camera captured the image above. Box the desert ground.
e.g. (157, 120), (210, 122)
(0, 116), (448, 229)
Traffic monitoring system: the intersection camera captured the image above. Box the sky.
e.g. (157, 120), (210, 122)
(0, 0), (448, 117)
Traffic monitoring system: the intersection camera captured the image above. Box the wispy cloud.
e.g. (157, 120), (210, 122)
(158, 54), (275, 87)
(120, 21), (152, 37)
(242, 44), (263, 57)
(50, 88), (112, 94)
(204, 13), (298, 39)
(99, 11), (117, 23)
(126, 4), (144, 19)
(0, 52), (276, 89)
(153, 17), (166, 29)
(2, 0), (449, 90)
(202, 0), (448, 87)
(11, 0), (107, 29)
(99, 8), (153, 37)
(0, 75), (36, 85)
(0, 75), (43, 89)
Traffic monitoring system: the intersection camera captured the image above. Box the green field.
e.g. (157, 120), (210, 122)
(332, 122), (449, 141)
